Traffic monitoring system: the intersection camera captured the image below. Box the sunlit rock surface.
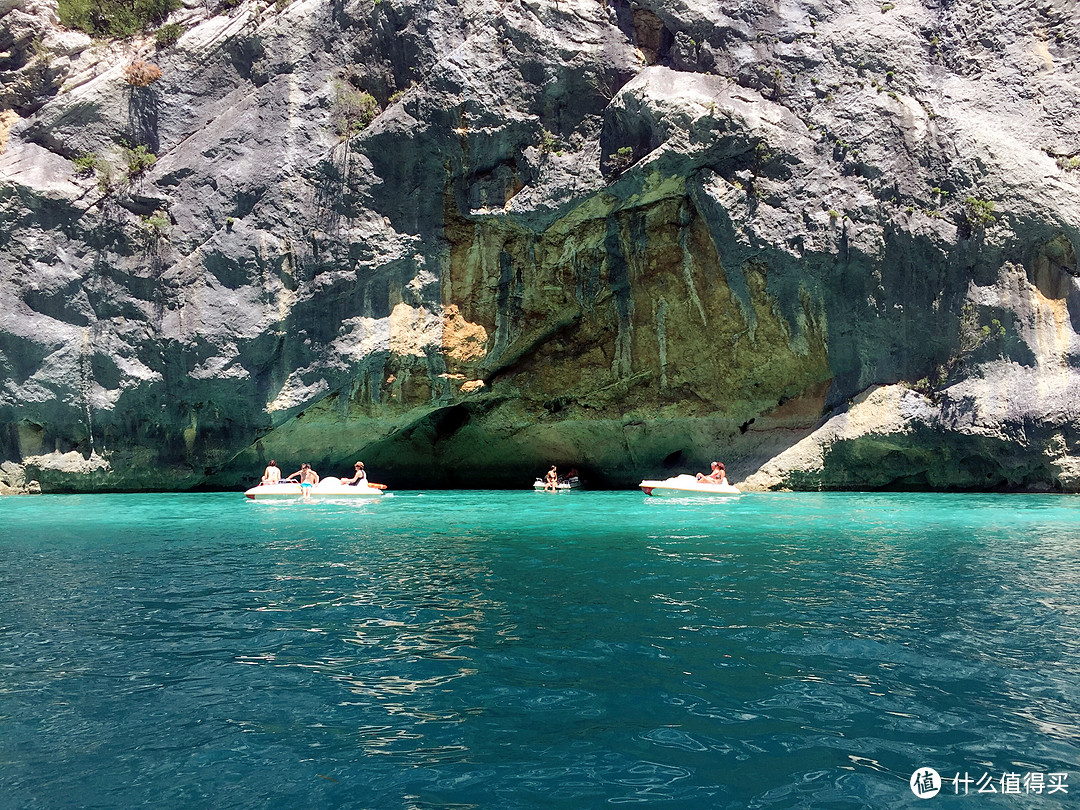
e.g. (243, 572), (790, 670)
(1, 0), (1079, 491)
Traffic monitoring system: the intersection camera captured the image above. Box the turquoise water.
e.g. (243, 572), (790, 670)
(1, 491), (1078, 808)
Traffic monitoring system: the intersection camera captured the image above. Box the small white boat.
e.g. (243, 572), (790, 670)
(533, 476), (582, 491)
(245, 476), (385, 500)
(639, 474), (740, 497)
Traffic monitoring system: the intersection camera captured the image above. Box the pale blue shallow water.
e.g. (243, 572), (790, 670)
(1, 491), (1078, 809)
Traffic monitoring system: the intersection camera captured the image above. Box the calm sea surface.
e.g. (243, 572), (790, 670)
(1, 490), (1078, 808)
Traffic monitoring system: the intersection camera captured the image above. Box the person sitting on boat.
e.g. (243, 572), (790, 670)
(696, 461), (727, 484)
(260, 460), (281, 486)
(285, 463), (320, 498)
(343, 461), (368, 486)
(544, 465), (559, 491)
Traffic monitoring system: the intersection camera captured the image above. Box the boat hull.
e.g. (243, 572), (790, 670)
(639, 475), (740, 497)
(533, 476), (582, 491)
(245, 477), (384, 500)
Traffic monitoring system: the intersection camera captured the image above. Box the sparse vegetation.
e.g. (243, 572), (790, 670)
(962, 196), (996, 228)
(141, 210), (171, 240)
(123, 61), (163, 88)
(72, 153), (98, 176)
(155, 23), (184, 49)
(122, 143), (157, 180)
(1057, 156), (1080, 171)
(333, 85), (380, 138)
(881, 2), (895, 11)
(959, 303), (1005, 355)
(58, 0), (180, 38)
(538, 128), (557, 154)
(608, 146), (634, 175)
(95, 163), (115, 195)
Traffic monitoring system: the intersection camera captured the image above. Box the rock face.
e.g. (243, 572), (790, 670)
(1, 0), (1079, 491)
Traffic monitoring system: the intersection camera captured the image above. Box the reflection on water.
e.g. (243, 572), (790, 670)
(1, 491), (1078, 808)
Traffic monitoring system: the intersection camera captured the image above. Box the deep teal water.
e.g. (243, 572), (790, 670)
(1, 491), (1078, 808)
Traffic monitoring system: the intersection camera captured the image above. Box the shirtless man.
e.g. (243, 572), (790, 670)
(260, 460), (281, 486)
(285, 463), (320, 498)
(544, 465), (559, 491)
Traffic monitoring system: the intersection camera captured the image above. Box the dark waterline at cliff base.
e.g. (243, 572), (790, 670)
(2, 491), (1078, 808)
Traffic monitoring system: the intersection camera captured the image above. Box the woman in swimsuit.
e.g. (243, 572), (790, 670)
(343, 461), (367, 486)
(260, 460), (281, 485)
(696, 461), (727, 484)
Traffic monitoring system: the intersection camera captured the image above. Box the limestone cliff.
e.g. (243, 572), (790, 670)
(1, 0), (1079, 491)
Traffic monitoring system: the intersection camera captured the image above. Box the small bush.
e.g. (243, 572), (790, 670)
(141, 210), (170, 240)
(155, 23), (184, 49)
(123, 61), (163, 87)
(333, 86), (380, 138)
(1056, 156), (1080, 171)
(274, 0), (290, 10)
(963, 196), (996, 227)
(122, 143), (157, 179)
(607, 146), (634, 175)
(881, 2), (894, 11)
(72, 153), (98, 175)
(538, 128), (557, 154)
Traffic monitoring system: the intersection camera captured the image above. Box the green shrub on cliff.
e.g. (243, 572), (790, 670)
(155, 22), (184, 49)
(607, 146), (634, 176)
(141, 210), (170, 241)
(122, 143), (157, 180)
(333, 85), (380, 138)
(72, 153), (98, 175)
(962, 196), (996, 228)
(58, 0), (180, 38)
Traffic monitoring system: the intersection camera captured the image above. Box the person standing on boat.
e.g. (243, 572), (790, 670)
(285, 463), (320, 498)
(544, 465), (559, 491)
(343, 461), (368, 486)
(260, 460), (281, 486)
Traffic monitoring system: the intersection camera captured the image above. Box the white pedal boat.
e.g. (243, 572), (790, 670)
(533, 476), (582, 491)
(639, 474), (740, 497)
(245, 476), (385, 500)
